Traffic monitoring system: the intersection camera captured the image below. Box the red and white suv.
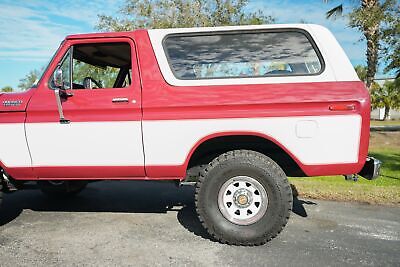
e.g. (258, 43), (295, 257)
(0, 24), (380, 245)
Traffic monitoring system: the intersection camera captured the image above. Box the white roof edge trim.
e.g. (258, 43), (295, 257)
(148, 24), (358, 86)
(148, 23), (313, 34)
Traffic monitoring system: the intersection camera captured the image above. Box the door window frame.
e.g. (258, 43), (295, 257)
(47, 37), (138, 92)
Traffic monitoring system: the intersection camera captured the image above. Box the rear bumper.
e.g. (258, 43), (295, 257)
(358, 157), (382, 180)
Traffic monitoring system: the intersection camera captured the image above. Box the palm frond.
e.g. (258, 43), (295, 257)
(326, 4), (343, 19)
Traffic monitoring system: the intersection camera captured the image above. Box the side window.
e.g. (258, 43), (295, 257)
(73, 61), (120, 89)
(51, 42), (131, 90)
(163, 30), (323, 80)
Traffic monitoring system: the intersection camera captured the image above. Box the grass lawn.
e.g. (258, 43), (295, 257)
(289, 132), (400, 205)
(370, 120), (400, 126)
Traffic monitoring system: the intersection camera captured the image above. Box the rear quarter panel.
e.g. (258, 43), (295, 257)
(134, 26), (370, 179)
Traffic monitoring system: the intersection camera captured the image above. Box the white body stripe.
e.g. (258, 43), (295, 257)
(25, 121), (144, 167)
(0, 124), (31, 167)
(143, 115), (361, 166)
(2, 115), (360, 168)
(148, 24), (359, 86)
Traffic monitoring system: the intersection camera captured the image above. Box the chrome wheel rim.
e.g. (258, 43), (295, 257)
(218, 176), (268, 225)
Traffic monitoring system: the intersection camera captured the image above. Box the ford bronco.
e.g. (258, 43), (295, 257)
(0, 24), (381, 245)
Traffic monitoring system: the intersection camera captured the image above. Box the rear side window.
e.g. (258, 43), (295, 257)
(163, 30), (323, 80)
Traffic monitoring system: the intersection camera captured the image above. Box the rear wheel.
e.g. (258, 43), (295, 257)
(195, 150), (292, 245)
(38, 180), (88, 198)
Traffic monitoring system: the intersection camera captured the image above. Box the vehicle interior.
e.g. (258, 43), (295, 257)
(71, 42), (131, 89)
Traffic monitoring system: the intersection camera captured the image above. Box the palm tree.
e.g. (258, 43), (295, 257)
(324, 0), (385, 90)
(370, 79), (400, 120)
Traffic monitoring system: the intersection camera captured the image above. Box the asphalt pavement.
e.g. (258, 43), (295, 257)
(0, 181), (399, 266)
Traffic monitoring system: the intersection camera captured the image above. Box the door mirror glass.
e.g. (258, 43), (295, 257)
(51, 48), (71, 90)
(53, 67), (63, 88)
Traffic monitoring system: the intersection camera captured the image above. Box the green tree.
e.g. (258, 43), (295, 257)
(97, 0), (274, 31)
(354, 65), (368, 82)
(382, 7), (400, 78)
(324, 0), (399, 89)
(370, 79), (400, 120)
(1, 86), (13, 92)
(18, 69), (41, 90)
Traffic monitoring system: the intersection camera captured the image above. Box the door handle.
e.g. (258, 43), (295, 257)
(112, 97), (129, 103)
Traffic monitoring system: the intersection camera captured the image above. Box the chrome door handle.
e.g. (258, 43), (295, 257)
(112, 97), (129, 103)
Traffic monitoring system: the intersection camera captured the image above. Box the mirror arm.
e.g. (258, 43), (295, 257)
(54, 89), (70, 124)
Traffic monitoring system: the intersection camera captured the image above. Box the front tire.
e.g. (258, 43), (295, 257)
(38, 180), (88, 198)
(0, 181), (3, 208)
(195, 150), (292, 245)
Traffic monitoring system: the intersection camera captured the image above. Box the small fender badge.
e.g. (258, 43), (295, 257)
(3, 100), (23, 107)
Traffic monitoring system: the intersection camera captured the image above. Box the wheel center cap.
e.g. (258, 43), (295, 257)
(237, 195), (248, 205)
(233, 189), (253, 208)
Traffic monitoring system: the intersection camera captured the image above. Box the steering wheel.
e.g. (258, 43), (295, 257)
(83, 77), (103, 89)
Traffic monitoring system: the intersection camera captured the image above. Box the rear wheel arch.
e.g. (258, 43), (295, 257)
(184, 132), (306, 180)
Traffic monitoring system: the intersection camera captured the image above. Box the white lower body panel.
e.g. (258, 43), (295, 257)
(25, 121), (144, 167)
(1, 115), (361, 168)
(0, 123), (31, 167)
(143, 115), (361, 166)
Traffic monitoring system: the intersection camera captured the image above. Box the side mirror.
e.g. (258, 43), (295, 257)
(53, 67), (64, 88)
(53, 66), (72, 124)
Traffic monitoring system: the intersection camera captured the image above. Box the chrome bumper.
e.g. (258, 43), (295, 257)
(358, 157), (382, 180)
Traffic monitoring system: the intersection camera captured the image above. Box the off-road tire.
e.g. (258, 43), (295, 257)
(195, 150), (292, 246)
(38, 180), (88, 198)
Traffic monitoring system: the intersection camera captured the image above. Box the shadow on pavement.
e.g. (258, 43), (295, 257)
(0, 180), (316, 242)
(290, 184), (317, 218)
(177, 204), (215, 241)
(0, 181), (194, 226)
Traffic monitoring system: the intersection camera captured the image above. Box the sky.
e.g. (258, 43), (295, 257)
(0, 0), (387, 90)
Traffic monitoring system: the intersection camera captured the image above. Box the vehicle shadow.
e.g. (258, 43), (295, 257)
(0, 180), (194, 226)
(0, 181), (317, 242)
(290, 184), (317, 217)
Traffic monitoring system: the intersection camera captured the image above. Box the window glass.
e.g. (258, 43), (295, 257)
(51, 42), (131, 90)
(73, 61), (120, 89)
(71, 42), (131, 89)
(163, 30), (323, 79)
(58, 49), (71, 89)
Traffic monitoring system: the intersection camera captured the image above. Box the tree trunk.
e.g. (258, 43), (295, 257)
(363, 0), (379, 90)
(383, 106), (390, 120)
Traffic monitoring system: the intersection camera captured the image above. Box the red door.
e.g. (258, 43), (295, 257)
(25, 36), (145, 179)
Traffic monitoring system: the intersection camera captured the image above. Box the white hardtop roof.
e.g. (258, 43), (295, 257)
(148, 23), (359, 86)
